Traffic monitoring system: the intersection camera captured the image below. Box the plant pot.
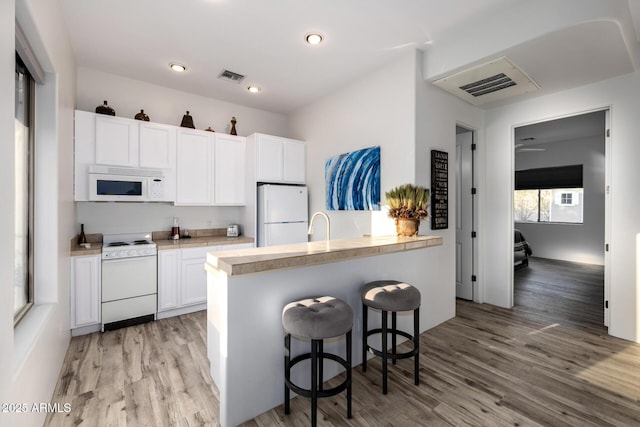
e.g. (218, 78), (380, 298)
(395, 218), (420, 236)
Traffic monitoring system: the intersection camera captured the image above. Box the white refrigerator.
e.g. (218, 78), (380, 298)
(257, 184), (308, 247)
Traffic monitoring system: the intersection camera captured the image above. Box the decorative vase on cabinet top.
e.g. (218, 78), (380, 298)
(134, 109), (150, 121)
(95, 100), (115, 116)
(181, 111), (195, 129)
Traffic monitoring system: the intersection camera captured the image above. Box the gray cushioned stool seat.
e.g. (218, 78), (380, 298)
(361, 280), (421, 312)
(282, 296), (353, 340)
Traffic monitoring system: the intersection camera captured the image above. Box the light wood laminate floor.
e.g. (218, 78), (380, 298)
(47, 259), (639, 426)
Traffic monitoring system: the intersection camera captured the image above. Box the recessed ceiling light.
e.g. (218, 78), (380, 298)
(247, 85), (261, 93)
(169, 62), (187, 72)
(305, 32), (324, 46)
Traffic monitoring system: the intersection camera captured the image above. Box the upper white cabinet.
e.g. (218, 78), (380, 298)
(95, 115), (139, 167)
(139, 122), (176, 169)
(175, 129), (246, 206)
(75, 110), (246, 204)
(74, 110), (177, 201)
(175, 128), (213, 206)
(283, 139), (306, 183)
(214, 134), (246, 205)
(252, 133), (306, 184)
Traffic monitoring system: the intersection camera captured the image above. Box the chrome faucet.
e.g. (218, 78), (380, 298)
(308, 211), (331, 241)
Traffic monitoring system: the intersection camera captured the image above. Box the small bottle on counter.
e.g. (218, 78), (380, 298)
(171, 217), (180, 240)
(78, 224), (87, 245)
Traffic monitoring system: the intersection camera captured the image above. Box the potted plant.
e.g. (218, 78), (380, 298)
(385, 184), (430, 236)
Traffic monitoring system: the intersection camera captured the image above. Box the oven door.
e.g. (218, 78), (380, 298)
(102, 256), (157, 302)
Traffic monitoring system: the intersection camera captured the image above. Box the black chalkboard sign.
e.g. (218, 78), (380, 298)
(431, 150), (448, 230)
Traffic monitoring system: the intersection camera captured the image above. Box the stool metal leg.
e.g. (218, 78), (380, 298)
(362, 303), (368, 372)
(346, 330), (352, 418)
(318, 340), (324, 392)
(284, 334), (291, 414)
(391, 311), (397, 365)
(382, 309), (388, 395)
(311, 339), (319, 427)
(414, 307), (420, 386)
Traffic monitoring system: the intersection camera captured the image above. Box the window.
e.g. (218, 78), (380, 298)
(514, 164), (584, 224)
(514, 188), (584, 224)
(560, 192), (573, 205)
(14, 53), (35, 324)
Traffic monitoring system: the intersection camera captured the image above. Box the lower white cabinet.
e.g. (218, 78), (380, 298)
(71, 254), (101, 333)
(157, 243), (253, 318)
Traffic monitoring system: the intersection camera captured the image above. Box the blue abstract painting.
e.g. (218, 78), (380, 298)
(325, 146), (380, 210)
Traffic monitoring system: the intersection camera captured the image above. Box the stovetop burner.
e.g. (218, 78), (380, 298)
(107, 242), (130, 247)
(102, 232), (156, 260)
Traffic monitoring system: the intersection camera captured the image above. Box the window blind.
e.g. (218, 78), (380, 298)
(515, 164), (583, 190)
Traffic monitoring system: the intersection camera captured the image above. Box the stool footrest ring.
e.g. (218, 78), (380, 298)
(364, 328), (419, 361)
(286, 352), (351, 399)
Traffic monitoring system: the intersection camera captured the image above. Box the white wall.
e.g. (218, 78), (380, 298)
(289, 49), (485, 326)
(77, 67), (288, 137)
(2, 0), (77, 426)
(76, 203), (242, 235)
(75, 67), (289, 236)
(416, 51), (485, 304)
(289, 52), (418, 240)
(0, 0), (16, 417)
(484, 70), (640, 343)
(515, 135), (605, 265)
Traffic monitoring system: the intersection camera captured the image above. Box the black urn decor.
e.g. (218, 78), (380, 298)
(181, 111), (195, 129)
(134, 109), (150, 121)
(95, 100), (115, 116)
(230, 116), (237, 135)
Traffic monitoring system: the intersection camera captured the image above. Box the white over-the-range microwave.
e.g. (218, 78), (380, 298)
(88, 165), (167, 202)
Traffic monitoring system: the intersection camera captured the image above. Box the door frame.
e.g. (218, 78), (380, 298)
(509, 107), (611, 327)
(456, 123), (478, 302)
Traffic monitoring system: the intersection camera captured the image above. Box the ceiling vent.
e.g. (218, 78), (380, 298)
(217, 69), (246, 84)
(432, 56), (540, 106)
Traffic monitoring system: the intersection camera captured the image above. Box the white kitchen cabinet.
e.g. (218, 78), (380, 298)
(157, 249), (180, 312)
(283, 139), (306, 183)
(175, 129), (246, 206)
(157, 243), (253, 319)
(139, 122), (176, 169)
(74, 110), (177, 202)
(180, 247), (210, 306)
(256, 134), (284, 182)
(95, 115), (139, 167)
(253, 133), (306, 184)
(213, 134), (246, 205)
(175, 129), (213, 205)
(70, 254), (101, 333)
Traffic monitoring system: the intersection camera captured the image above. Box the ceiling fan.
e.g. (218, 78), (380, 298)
(514, 143), (545, 152)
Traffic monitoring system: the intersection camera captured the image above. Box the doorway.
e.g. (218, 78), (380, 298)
(456, 126), (475, 300)
(512, 109), (609, 327)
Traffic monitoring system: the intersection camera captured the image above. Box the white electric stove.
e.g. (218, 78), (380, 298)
(101, 232), (157, 331)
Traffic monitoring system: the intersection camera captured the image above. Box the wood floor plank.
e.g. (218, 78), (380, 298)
(46, 258), (640, 426)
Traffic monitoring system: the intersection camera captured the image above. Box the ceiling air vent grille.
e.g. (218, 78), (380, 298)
(217, 69), (246, 84)
(432, 56), (539, 106)
(460, 73), (517, 97)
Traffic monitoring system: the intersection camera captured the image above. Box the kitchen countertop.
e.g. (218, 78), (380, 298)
(70, 232), (253, 256)
(206, 235), (442, 276)
(70, 241), (103, 256)
(155, 235), (254, 250)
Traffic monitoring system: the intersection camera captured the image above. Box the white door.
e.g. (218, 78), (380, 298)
(259, 185), (308, 223)
(456, 129), (474, 300)
(262, 222), (309, 246)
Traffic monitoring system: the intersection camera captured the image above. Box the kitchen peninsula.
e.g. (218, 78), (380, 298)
(205, 235), (448, 427)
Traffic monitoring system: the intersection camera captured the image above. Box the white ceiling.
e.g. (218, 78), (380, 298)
(59, 0), (640, 114)
(515, 110), (606, 148)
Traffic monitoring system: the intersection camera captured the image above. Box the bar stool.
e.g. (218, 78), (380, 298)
(282, 296), (353, 426)
(361, 280), (420, 394)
